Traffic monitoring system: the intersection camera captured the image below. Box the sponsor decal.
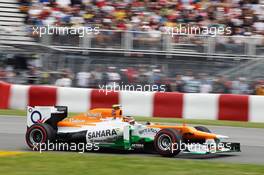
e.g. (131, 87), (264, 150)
(138, 128), (159, 135)
(86, 112), (101, 117)
(30, 111), (44, 124)
(131, 144), (144, 149)
(69, 118), (85, 123)
(87, 129), (118, 139)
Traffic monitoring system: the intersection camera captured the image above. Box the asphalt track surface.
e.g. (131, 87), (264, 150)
(0, 115), (264, 165)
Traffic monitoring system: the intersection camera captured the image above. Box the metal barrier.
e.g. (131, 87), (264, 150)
(27, 26), (264, 57)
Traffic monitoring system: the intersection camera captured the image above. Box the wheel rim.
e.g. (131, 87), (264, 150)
(157, 134), (172, 151)
(29, 128), (44, 144)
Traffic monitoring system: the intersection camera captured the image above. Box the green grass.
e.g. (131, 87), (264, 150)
(1, 109), (264, 128)
(0, 109), (27, 116)
(0, 153), (263, 175)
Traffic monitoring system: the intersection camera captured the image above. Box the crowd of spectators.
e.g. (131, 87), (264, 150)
(4, 0), (264, 95)
(19, 0), (264, 36)
(17, 0), (264, 53)
(1, 64), (264, 95)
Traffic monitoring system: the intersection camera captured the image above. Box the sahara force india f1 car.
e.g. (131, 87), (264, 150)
(25, 105), (240, 157)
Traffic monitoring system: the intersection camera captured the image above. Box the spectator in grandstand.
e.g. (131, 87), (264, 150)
(26, 67), (40, 84)
(200, 74), (213, 93)
(135, 67), (148, 85)
(107, 66), (121, 86)
(174, 75), (184, 92)
(0, 67), (6, 81)
(91, 66), (103, 86)
(183, 77), (201, 93)
(5, 66), (16, 84)
(231, 77), (250, 94)
(19, 0), (31, 14)
(124, 67), (137, 84)
(152, 69), (169, 91)
(76, 71), (91, 88)
(88, 73), (97, 88)
(161, 77), (172, 92)
(182, 71), (194, 82)
(55, 71), (72, 87)
(119, 69), (129, 85)
(212, 76), (230, 93)
(254, 80), (264, 95)
(41, 71), (51, 85)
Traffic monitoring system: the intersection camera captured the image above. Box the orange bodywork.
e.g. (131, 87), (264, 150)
(57, 108), (218, 140)
(148, 124), (217, 140)
(58, 108), (122, 127)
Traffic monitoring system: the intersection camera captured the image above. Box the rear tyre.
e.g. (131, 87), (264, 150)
(194, 126), (211, 133)
(25, 123), (56, 150)
(154, 128), (182, 157)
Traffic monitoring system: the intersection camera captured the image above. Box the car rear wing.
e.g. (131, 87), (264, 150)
(27, 106), (68, 129)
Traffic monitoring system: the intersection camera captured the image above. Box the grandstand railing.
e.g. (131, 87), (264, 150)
(15, 27), (264, 58)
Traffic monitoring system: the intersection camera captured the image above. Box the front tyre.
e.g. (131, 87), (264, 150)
(154, 128), (182, 157)
(25, 123), (56, 150)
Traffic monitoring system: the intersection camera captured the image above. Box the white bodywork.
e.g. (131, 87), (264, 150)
(27, 106), (63, 127)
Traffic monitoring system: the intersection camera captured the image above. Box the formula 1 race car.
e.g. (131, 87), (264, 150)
(25, 105), (240, 157)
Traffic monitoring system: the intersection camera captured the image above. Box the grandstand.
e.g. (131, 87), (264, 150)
(0, 0), (264, 94)
(0, 0), (35, 52)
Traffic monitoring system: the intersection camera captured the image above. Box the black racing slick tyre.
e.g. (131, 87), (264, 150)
(194, 126), (211, 133)
(154, 128), (182, 157)
(25, 123), (56, 150)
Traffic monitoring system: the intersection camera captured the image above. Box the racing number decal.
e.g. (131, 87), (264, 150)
(30, 111), (42, 124)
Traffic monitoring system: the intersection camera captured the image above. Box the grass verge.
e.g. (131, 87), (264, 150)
(0, 109), (27, 116)
(0, 153), (263, 175)
(1, 109), (264, 128)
